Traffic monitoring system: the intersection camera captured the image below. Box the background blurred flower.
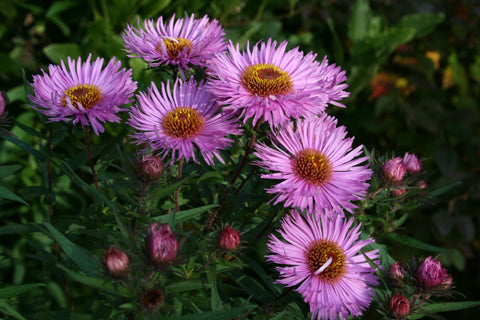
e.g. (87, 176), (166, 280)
(128, 77), (241, 165)
(254, 115), (372, 214)
(207, 38), (348, 128)
(266, 210), (380, 320)
(122, 14), (226, 70)
(28, 54), (137, 135)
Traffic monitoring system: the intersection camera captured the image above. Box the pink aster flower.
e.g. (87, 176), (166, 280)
(122, 14), (226, 70)
(266, 210), (380, 320)
(207, 38), (349, 128)
(128, 77), (241, 165)
(253, 115), (372, 214)
(383, 157), (406, 182)
(29, 54), (137, 135)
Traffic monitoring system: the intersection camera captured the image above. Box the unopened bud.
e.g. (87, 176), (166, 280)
(137, 154), (163, 183)
(383, 157), (406, 182)
(104, 247), (130, 278)
(218, 224), (241, 250)
(142, 288), (164, 310)
(416, 256), (451, 288)
(147, 222), (178, 266)
(403, 152), (421, 174)
(389, 261), (406, 281)
(389, 292), (410, 318)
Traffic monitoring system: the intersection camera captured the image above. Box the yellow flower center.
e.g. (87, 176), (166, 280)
(306, 239), (347, 283)
(157, 37), (193, 59)
(293, 148), (333, 186)
(241, 63), (293, 97)
(62, 84), (102, 110)
(161, 107), (205, 139)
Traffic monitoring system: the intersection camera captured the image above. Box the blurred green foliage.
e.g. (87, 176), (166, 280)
(1, 0), (479, 319)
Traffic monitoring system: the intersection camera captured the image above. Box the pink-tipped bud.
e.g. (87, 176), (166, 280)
(142, 288), (164, 310)
(403, 152), (421, 174)
(417, 180), (427, 189)
(416, 256), (451, 288)
(147, 222), (178, 266)
(389, 292), (410, 318)
(392, 188), (407, 197)
(104, 247), (130, 278)
(218, 225), (241, 250)
(0, 91), (5, 118)
(389, 261), (406, 281)
(383, 157), (407, 182)
(137, 154), (163, 183)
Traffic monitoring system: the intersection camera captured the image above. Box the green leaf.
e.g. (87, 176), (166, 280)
(347, 0), (372, 41)
(408, 301), (480, 319)
(427, 181), (461, 198)
(0, 223), (42, 235)
(0, 283), (45, 299)
(154, 205), (218, 224)
(0, 299), (26, 320)
(206, 263), (223, 311)
(0, 185), (29, 206)
(43, 222), (99, 275)
(166, 280), (210, 293)
(384, 233), (447, 253)
(166, 305), (256, 320)
(0, 164), (23, 178)
(46, 0), (78, 18)
(2, 134), (47, 162)
(56, 264), (131, 298)
(396, 13), (445, 38)
(43, 43), (81, 64)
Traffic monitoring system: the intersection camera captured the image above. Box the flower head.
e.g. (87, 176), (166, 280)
(383, 157), (406, 182)
(389, 292), (410, 318)
(254, 115), (372, 214)
(28, 54), (137, 135)
(122, 14), (226, 70)
(207, 39), (349, 128)
(146, 223), (178, 266)
(218, 224), (241, 250)
(266, 210), (380, 320)
(416, 256), (451, 288)
(104, 247), (130, 278)
(128, 77), (241, 165)
(403, 152), (421, 174)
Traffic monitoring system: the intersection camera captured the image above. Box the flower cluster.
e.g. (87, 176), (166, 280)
(24, 12), (450, 320)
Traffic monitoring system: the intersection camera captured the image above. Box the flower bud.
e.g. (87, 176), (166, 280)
(403, 152), (421, 174)
(389, 261), (406, 281)
(417, 180), (427, 189)
(416, 256), (451, 288)
(218, 224), (241, 250)
(104, 247), (130, 278)
(389, 292), (410, 318)
(0, 91), (5, 118)
(392, 188), (406, 197)
(137, 154), (163, 183)
(147, 222), (178, 266)
(142, 288), (164, 310)
(383, 157), (406, 182)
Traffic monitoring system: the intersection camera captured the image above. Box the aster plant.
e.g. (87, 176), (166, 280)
(2, 6), (479, 320)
